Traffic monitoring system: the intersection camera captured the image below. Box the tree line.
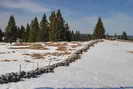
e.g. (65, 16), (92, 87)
(0, 10), (129, 42)
(0, 9), (80, 43)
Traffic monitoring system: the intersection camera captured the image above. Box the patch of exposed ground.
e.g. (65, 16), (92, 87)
(45, 42), (68, 47)
(23, 52), (71, 60)
(128, 51), (133, 54)
(0, 59), (17, 62)
(10, 44), (48, 50)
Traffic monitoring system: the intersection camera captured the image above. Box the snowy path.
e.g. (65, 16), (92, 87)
(1, 40), (133, 89)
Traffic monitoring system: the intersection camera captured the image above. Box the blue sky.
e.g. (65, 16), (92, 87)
(0, 0), (133, 35)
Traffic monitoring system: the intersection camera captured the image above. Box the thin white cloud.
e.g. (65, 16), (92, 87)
(0, 0), (50, 13)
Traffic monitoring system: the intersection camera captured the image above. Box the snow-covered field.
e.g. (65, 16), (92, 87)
(0, 40), (133, 89)
(0, 42), (88, 75)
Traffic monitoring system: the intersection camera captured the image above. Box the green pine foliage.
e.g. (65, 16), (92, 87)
(121, 31), (128, 40)
(75, 31), (80, 41)
(39, 13), (49, 42)
(56, 10), (65, 41)
(25, 24), (30, 42)
(71, 30), (75, 41)
(93, 17), (105, 39)
(29, 17), (40, 42)
(5, 16), (18, 42)
(20, 25), (26, 41)
(0, 29), (3, 41)
(64, 23), (72, 41)
(4, 10), (78, 42)
(49, 11), (57, 41)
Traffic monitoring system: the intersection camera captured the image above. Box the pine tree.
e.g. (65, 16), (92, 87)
(93, 17), (105, 39)
(121, 31), (128, 40)
(39, 13), (49, 42)
(29, 17), (40, 42)
(71, 30), (75, 41)
(49, 11), (57, 41)
(49, 10), (67, 41)
(0, 29), (3, 41)
(75, 31), (80, 41)
(5, 16), (18, 42)
(64, 23), (71, 41)
(88, 34), (92, 40)
(25, 24), (30, 42)
(20, 25), (26, 41)
(56, 10), (65, 41)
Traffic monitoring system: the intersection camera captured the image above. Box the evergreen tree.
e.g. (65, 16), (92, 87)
(64, 23), (71, 41)
(75, 31), (80, 41)
(88, 34), (92, 40)
(49, 11), (57, 41)
(25, 24), (30, 42)
(4, 10), (73, 42)
(93, 17), (105, 39)
(39, 13), (49, 42)
(20, 25), (26, 41)
(5, 16), (18, 42)
(49, 10), (67, 41)
(16, 26), (21, 39)
(121, 31), (128, 40)
(29, 17), (40, 42)
(56, 10), (65, 41)
(0, 29), (3, 41)
(71, 30), (75, 41)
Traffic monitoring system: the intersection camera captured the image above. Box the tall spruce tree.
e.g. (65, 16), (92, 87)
(39, 13), (49, 42)
(121, 31), (128, 40)
(0, 29), (3, 41)
(20, 25), (26, 41)
(75, 31), (80, 41)
(49, 9), (70, 41)
(49, 11), (57, 41)
(29, 17), (40, 42)
(25, 24), (30, 42)
(71, 30), (75, 41)
(64, 23), (71, 41)
(5, 16), (18, 42)
(56, 10), (65, 41)
(93, 17), (105, 39)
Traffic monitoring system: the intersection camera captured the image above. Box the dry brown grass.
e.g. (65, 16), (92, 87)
(43, 52), (63, 56)
(118, 40), (133, 43)
(56, 46), (67, 51)
(30, 54), (44, 59)
(0, 59), (17, 62)
(48, 52), (71, 56)
(71, 43), (81, 48)
(23, 53), (44, 59)
(128, 51), (133, 54)
(29, 44), (48, 50)
(13, 42), (32, 46)
(10, 44), (48, 50)
(23, 51), (71, 60)
(10, 47), (29, 49)
(45, 42), (68, 47)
